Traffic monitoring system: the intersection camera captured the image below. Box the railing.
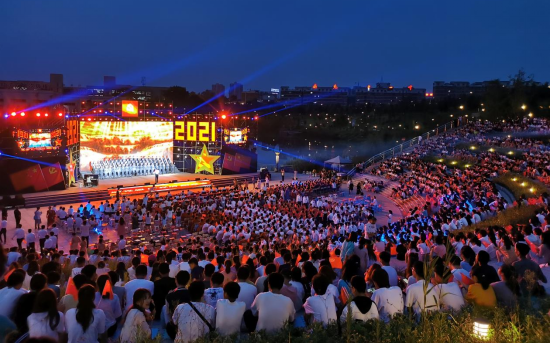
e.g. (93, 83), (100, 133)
(346, 117), (464, 178)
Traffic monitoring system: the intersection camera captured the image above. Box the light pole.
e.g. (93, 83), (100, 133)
(275, 152), (280, 172)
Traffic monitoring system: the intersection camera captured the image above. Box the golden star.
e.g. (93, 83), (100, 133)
(190, 144), (220, 174)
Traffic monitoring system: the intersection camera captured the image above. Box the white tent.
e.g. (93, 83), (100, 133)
(324, 156), (351, 171)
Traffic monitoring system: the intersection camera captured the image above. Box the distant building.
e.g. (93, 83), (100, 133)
(229, 82), (243, 100)
(0, 73), (64, 114)
(279, 83), (424, 105)
(354, 83), (426, 104)
(431, 80), (542, 99)
(212, 83), (225, 97)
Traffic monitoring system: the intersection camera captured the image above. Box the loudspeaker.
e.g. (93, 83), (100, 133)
(145, 182), (151, 185)
(117, 185), (124, 188)
(195, 178), (200, 181)
(172, 180), (177, 183)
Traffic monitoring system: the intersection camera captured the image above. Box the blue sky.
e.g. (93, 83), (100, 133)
(0, 0), (549, 92)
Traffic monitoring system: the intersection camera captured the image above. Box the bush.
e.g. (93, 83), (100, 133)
(458, 205), (541, 234)
(493, 172), (550, 200)
(193, 304), (550, 343)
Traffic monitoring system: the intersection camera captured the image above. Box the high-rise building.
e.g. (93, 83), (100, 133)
(211, 83), (225, 97)
(229, 82), (243, 100)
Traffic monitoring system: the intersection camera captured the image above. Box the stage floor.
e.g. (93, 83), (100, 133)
(1, 172), (313, 251)
(20, 172), (257, 198)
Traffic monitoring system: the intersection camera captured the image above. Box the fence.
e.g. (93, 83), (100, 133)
(345, 117), (465, 177)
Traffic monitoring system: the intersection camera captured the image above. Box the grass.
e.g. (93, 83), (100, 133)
(454, 143), (525, 158)
(193, 303), (550, 343)
(492, 172), (550, 200)
(422, 155), (477, 170)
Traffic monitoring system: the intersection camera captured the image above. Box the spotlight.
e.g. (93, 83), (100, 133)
(21, 112), (25, 116)
(3, 114), (8, 118)
(44, 113), (49, 117)
(36, 113), (41, 117)
(221, 114), (227, 119)
(11, 112), (16, 117)
(58, 113), (63, 117)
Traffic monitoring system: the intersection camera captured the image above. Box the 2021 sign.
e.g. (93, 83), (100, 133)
(174, 121), (217, 142)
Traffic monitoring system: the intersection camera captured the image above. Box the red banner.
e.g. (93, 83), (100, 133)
(108, 180), (211, 197)
(41, 162), (64, 188)
(9, 164), (48, 192)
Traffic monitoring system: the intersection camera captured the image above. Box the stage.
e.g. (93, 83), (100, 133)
(17, 172), (259, 208)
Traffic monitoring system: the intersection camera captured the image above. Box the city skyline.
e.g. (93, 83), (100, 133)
(1, 0), (549, 92)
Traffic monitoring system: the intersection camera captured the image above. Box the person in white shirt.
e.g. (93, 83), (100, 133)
(124, 265), (154, 311)
(27, 289), (66, 341)
(173, 281), (215, 343)
(204, 272), (225, 308)
(0, 270), (27, 318)
(405, 262), (439, 318)
(433, 264), (465, 313)
(12, 224), (25, 250)
(370, 268), (404, 323)
(236, 266), (258, 310)
(341, 276), (379, 323)
(448, 256), (470, 288)
(26, 229), (36, 250)
(65, 285), (107, 343)
(379, 252), (399, 287)
(215, 282), (246, 336)
(249, 272), (295, 333)
(304, 274), (337, 326)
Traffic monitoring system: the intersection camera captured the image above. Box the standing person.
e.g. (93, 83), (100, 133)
(34, 207), (42, 230)
(154, 168), (160, 184)
(0, 218), (6, 244)
(348, 180), (354, 195)
(119, 288), (153, 342)
(81, 220), (90, 248)
(65, 285), (107, 343)
(172, 281), (215, 342)
(117, 218), (127, 238)
(12, 224), (25, 250)
(47, 206), (56, 228)
(14, 206), (22, 227)
(27, 288), (66, 342)
(26, 229), (36, 250)
(152, 263), (176, 320)
(281, 169), (285, 182)
(38, 225), (48, 250)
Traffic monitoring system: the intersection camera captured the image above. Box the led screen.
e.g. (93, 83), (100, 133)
(79, 121), (173, 172)
(28, 132), (52, 148)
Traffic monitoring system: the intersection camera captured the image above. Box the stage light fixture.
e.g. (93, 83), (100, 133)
(21, 112), (25, 117)
(11, 112), (16, 117)
(58, 113), (63, 117)
(221, 114), (227, 119)
(45, 113), (49, 117)
(3, 114), (8, 118)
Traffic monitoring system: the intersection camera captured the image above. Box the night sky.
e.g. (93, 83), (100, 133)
(1, 0), (549, 92)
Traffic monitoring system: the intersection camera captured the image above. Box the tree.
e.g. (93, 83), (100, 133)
(162, 86), (190, 107)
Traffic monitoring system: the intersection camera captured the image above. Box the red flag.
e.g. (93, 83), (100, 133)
(234, 153), (251, 171)
(329, 256), (342, 269)
(222, 153), (236, 172)
(66, 277), (79, 301)
(26, 164), (49, 191)
(141, 254), (149, 264)
(9, 166), (35, 191)
(102, 279), (114, 300)
(41, 162), (64, 188)
(211, 259), (218, 267)
(3, 268), (15, 282)
(296, 254), (302, 264)
(241, 255), (249, 265)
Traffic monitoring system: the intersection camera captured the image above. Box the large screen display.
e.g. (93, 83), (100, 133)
(79, 121), (173, 172)
(29, 132), (52, 148)
(122, 100), (138, 117)
(223, 128), (248, 145)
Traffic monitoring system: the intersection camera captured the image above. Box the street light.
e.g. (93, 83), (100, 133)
(459, 105), (464, 110)
(528, 113), (533, 118)
(521, 104), (527, 110)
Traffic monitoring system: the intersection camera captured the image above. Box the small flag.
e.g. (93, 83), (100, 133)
(102, 279), (114, 300)
(66, 277), (79, 301)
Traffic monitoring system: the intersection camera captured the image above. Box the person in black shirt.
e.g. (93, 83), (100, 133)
(166, 271), (191, 340)
(153, 263), (176, 320)
(471, 251), (500, 284)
